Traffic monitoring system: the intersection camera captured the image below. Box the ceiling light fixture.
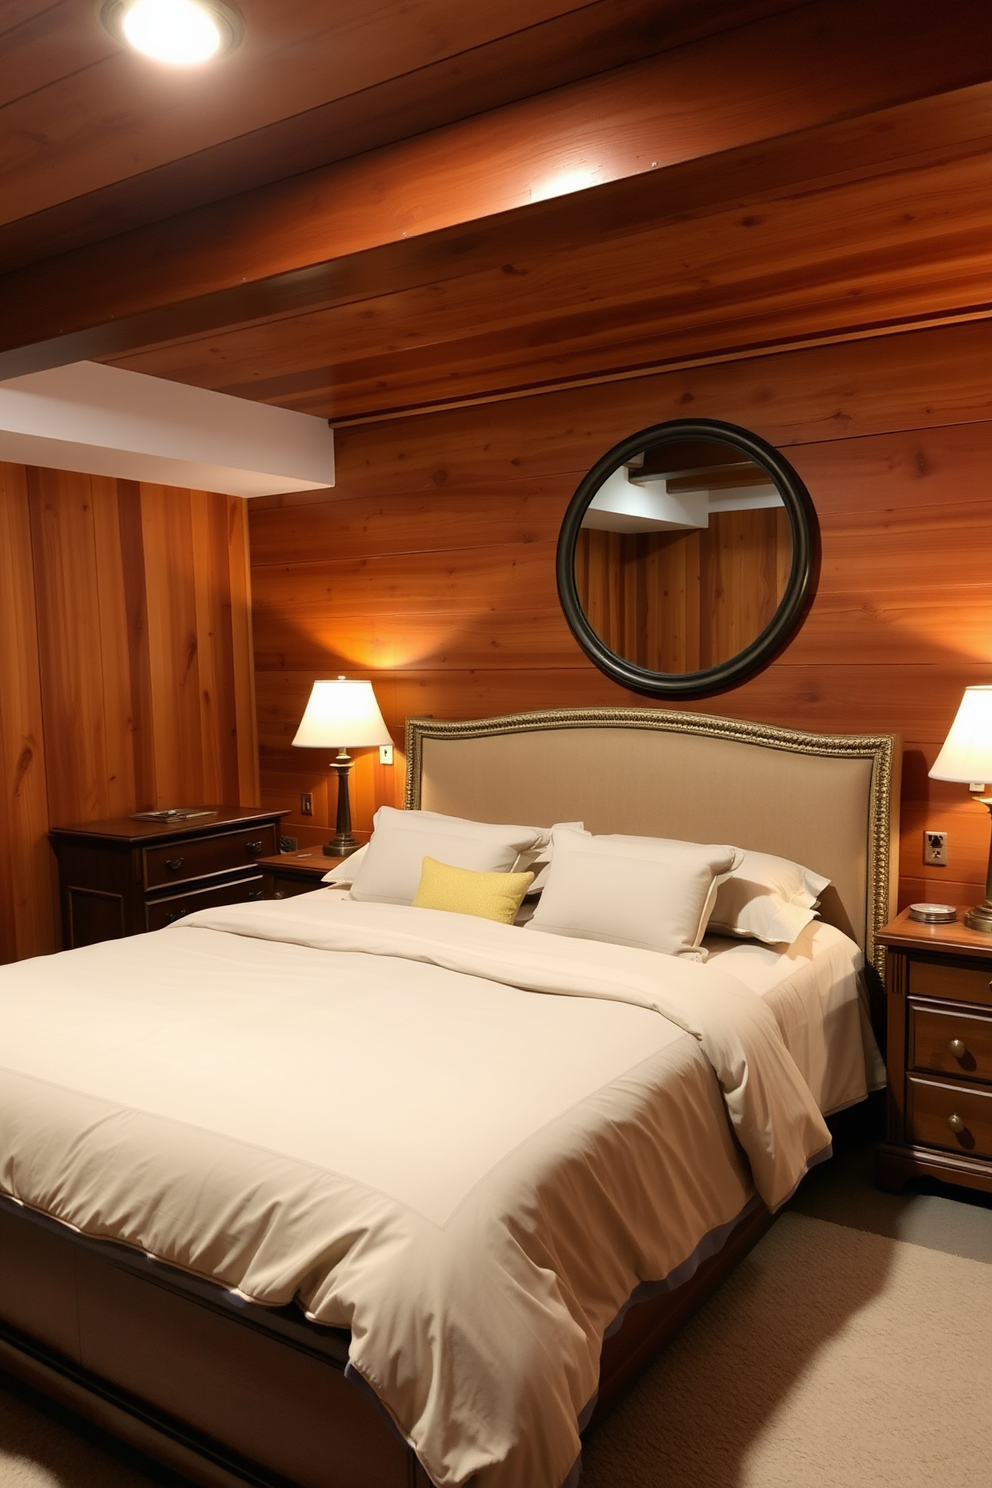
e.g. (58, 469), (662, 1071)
(99, 0), (244, 64)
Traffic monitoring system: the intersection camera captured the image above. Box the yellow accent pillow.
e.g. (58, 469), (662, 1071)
(412, 856), (535, 924)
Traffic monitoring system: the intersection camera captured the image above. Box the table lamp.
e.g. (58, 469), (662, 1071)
(929, 685), (992, 932)
(292, 677), (391, 857)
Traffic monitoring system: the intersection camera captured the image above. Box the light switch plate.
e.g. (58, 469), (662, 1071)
(380, 744), (394, 765)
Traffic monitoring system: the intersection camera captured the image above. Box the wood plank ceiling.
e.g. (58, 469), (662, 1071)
(3, 0), (992, 424)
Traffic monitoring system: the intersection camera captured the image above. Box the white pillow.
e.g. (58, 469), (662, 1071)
(519, 820), (584, 893)
(322, 844), (368, 885)
(526, 828), (743, 959)
(708, 850), (830, 945)
(348, 807), (551, 905)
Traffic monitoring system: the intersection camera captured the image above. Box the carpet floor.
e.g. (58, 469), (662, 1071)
(2, 1142), (990, 1487)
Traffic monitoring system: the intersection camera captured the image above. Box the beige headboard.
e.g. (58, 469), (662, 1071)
(405, 708), (900, 977)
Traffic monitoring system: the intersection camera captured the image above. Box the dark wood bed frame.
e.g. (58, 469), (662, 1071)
(0, 1193), (773, 1488)
(0, 708), (898, 1488)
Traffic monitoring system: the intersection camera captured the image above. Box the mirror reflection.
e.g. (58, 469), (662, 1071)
(573, 438), (793, 676)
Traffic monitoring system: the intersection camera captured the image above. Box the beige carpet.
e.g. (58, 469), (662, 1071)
(2, 1146), (991, 1487)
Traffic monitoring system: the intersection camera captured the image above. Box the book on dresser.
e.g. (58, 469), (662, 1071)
(49, 808), (289, 948)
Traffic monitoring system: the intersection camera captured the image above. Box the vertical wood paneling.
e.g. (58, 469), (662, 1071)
(575, 510), (788, 674)
(0, 465), (259, 963)
(29, 466), (117, 827)
(140, 484), (204, 807)
(249, 318), (992, 910)
(0, 463), (54, 962)
(226, 494), (261, 808)
(90, 474), (138, 819)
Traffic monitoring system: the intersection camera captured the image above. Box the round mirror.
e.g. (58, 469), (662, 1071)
(556, 418), (819, 699)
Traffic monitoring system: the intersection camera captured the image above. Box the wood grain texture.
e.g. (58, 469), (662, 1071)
(0, 466), (259, 963)
(0, 0), (795, 274)
(0, 463), (54, 962)
(6, 0), (992, 384)
(130, 145), (992, 422)
(250, 318), (992, 904)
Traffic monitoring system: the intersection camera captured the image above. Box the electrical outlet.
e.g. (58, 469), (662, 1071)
(300, 792), (313, 816)
(380, 744), (394, 766)
(924, 830), (947, 866)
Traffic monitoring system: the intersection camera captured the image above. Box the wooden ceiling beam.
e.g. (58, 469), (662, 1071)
(3, 0), (779, 273)
(2, 0), (991, 390)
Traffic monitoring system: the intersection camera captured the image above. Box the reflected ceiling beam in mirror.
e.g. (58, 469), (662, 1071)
(584, 466), (709, 533)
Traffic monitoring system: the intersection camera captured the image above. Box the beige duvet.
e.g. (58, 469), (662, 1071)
(0, 894), (840, 1488)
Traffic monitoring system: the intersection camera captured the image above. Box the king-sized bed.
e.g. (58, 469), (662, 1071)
(0, 708), (899, 1488)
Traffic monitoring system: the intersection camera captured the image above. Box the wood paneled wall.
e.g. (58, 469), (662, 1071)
(0, 465), (258, 964)
(250, 315), (992, 910)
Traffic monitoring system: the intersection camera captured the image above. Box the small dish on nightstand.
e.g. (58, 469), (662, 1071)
(907, 903), (957, 924)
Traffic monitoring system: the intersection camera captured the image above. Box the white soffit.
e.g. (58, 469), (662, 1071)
(0, 361), (334, 498)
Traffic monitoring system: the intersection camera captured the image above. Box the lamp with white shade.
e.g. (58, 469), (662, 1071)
(292, 678), (391, 857)
(929, 685), (992, 932)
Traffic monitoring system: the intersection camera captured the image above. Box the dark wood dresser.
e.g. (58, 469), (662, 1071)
(50, 808), (288, 948)
(258, 848), (345, 899)
(877, 908), (992, 1197)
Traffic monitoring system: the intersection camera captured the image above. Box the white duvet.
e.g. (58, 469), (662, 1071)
(0, 894), (834, 1488)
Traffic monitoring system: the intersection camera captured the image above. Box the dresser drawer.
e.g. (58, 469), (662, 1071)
(145, 874), (264, 931)
(144, 825), (278, 890)
(906, 1075), (992, 1161)
(909, 1003), (992, 1082)
(908, 959), (992, 1009)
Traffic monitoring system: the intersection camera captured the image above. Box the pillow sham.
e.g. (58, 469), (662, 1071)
(412, 857), (535, 924)
(348, 807), (551, 905)
(526, 828), (743, 959)
(708, 850), (830, 945)
(322, 843), (368, 884)
(323, 818), (585, 891)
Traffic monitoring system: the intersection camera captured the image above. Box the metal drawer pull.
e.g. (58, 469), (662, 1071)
(947, 1113), (965, 1134)
(164, 858), (185, 872)
(948, 1038), (968, 1059)
(245, 840), (264, 855)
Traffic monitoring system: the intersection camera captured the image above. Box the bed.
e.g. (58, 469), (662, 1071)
(0, 707), (899, 1488)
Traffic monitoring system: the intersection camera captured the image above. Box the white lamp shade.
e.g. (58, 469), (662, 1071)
(291, 679), (391, 749)
(929, 686), (992, 783)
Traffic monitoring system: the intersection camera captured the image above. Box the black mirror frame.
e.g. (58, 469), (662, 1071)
(556, 417), (820, 700)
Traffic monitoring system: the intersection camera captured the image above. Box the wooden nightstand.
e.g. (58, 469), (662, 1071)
(50, 808), (288, 948)
(258, 849), (345, 899)
(877, 908), (992, 1197)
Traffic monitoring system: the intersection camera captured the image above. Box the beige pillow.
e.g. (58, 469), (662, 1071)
(526, 828), (743, 959)
(708, 850), (830, 945)
(348, 807), (551, 905)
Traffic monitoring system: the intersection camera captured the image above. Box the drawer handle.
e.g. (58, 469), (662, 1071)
(165, 908), (188, 924)
(947, 1113), (966, 1134)
(164, 857), (185, 872)
(949, 1038), (968, 1059)
(245, 840), (264, 856)
(247, 889), (262, 900)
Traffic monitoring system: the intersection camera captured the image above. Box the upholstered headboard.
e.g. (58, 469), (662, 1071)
(405, 708), (900, 976)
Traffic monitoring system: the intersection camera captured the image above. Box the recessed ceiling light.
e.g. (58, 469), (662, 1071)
(99, 0), (244, 64)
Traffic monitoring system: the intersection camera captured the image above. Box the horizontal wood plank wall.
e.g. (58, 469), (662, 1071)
(250, 316), (992, 907)
(0, 465), (259, 964)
